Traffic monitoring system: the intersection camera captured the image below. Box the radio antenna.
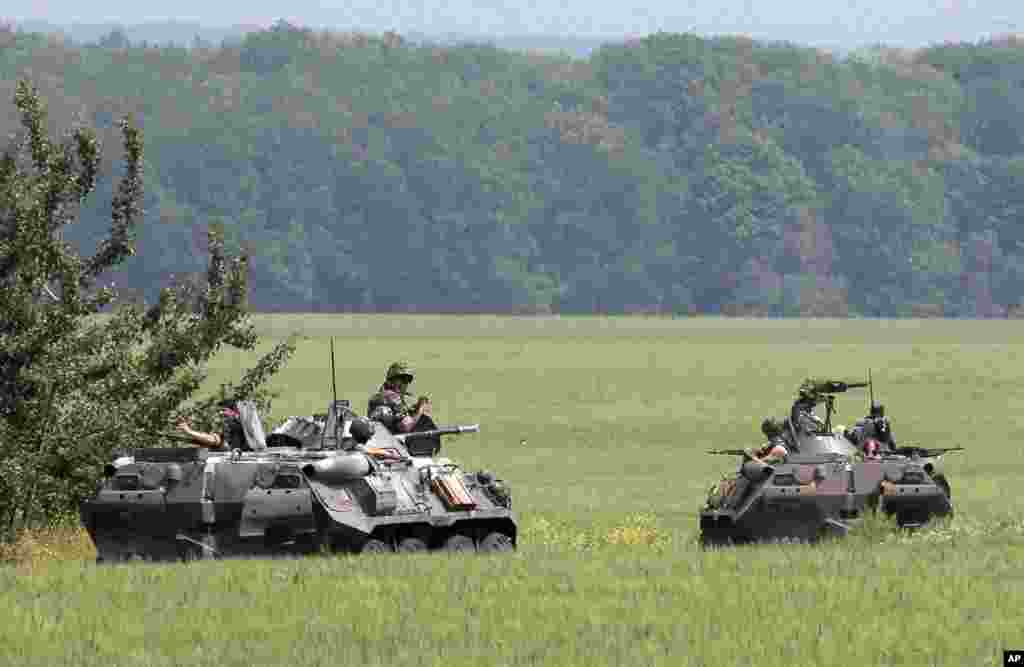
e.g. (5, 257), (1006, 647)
(320, 337), (340, 450)
(330, 336), (338, 406)
(868, 368), (874, 410)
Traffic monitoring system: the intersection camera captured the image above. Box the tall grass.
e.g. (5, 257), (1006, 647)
(0, 524), (95, 573)
(3, 316), (1023, 666)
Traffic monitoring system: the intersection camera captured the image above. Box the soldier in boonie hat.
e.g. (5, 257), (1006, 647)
(367, 361), (432, 433)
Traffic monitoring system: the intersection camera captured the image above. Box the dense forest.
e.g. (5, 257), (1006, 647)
(2, 20), (1023, 316)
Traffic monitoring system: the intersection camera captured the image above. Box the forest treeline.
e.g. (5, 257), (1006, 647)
(2, 21), (1023, 316)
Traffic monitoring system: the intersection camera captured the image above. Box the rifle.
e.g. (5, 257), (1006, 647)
(706, 449), (753, 458)
(892, 446), (965, 458)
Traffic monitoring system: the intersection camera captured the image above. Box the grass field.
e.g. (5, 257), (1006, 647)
(3, 316), (1024, 666)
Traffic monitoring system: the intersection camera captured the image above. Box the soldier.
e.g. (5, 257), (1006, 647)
(176, 399), (251, 450)
(861, 438), (882, 460)
(367, 362), (432, 433)
(745, 417), (790, 465)
(790, 379), (826, 434)
(846, 402), (896, 451)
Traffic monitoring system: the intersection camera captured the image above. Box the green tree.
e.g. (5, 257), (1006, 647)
(0, 80), (295, 536)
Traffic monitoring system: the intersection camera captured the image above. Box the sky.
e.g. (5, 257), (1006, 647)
(5, 0), (1023, 50)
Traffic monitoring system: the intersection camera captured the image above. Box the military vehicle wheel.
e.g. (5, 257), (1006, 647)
(396, 537), (428, 553)
(442, 533), (477, 553)
(478, 532), (514, 553)
(933, 474), (954, 517)
(699, 530), (731, 548)
(896, 510), (929, 529)
(357, 538), (394, 554)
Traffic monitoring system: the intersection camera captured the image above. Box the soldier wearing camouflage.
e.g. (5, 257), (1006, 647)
(790, 379), (826, 433)
(367, 362), (432, 433)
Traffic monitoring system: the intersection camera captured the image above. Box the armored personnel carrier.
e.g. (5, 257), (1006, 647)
(80, 400), (516, 561)
(700, 379), (960, 546)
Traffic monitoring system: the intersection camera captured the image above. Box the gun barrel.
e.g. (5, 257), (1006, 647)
(707, 449), (748, 456)
(398, 424), (480, 440)
(810, 380), (870, 393)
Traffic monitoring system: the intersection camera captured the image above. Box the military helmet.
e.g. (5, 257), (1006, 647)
(349, 418), (375, 444)
(386, 362), (415, 383)
(761, 417), (784, 438)
(798, 379), (817, 398)
(870, 402), (885, 418)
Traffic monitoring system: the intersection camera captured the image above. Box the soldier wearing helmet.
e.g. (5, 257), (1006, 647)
(745, 417), (789, 465)
(790, 379), (826, 434)
(367, 362), (432, 433)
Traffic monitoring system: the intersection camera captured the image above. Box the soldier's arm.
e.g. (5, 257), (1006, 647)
(758, 444), (789, 465)
(176, 421), (223, 448)
(763, 451), (786, 465)
(397, 396), (432, 433)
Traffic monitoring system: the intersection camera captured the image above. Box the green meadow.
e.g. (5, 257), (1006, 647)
(3, 316), (1024, 666)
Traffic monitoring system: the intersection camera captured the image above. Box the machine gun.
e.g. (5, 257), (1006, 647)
(795, 379), (870, 433)
(706, 448), (755, 460)
(804, 380), (870, 395)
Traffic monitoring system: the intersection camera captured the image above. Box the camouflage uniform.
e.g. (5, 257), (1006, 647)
(367, 362), (424, 433)
(790, 379), (826, 433)
(367, 387), (414, 431)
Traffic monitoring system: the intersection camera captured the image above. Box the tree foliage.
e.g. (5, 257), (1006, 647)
(2, 23), (1023, 317)
(0, 81), (295, 535)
